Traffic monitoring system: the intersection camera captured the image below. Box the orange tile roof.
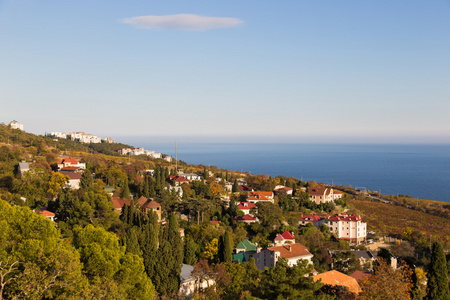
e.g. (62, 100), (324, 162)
(268, 243), (312, 259)
(58, 157), (79, 165)
(313, 270), (361, 294)
(111, 197), (131, 210)
(39, 210), (55, 217)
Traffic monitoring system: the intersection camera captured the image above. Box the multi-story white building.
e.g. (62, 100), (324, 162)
(7, 120), (24, 131)
(67, 132), (102, 144)
(326, 213), (367, 244)
(48, 132), (67, 139)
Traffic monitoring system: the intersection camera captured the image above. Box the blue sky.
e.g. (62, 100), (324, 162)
(1, 1), (449, 143)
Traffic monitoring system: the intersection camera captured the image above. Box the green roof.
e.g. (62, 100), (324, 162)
(235, 238), (257, 252)
(232, 253), (245, 263)
(103, 186), (116, 192)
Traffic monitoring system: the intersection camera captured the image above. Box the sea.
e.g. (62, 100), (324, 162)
(120, 141), (450, 202)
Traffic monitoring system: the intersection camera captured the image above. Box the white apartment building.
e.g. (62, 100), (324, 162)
(326, 213), (367, 244)
(7, 121), (24, 131)
(67, 132), (101, 144)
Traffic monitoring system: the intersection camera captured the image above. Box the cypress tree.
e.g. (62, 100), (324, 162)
(143, 222), (158, 281)
(125, 227), (142, 256)
(226, 170), (229, 182)
(184, 236), (198, 265)
(203, 166), (208, 179)
(233, 178), (239, 193)
(155, 167), (161, 191)
(223, 230), (233, 263)
(143, 175), (150, 198)
(122, 178), (131, 199)
(120, 204), (129, 224)
(426, 241), (450, 300)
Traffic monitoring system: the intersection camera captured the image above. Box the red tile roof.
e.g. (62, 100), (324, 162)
(281, 231), (295, 239)
(60, 166), (81, 171)
(58, 157), (79, 165)
(169, 175), (190, 183)
(39, 210), (55, 217)
(274, 186), (293, 192)
(268, 243), (312, 259)
(238, 185), (250, 191)
(328, 213), (361, 222)
(137, 196), (161, 209)
(233, 215), (256, 221)
(299, 214), (324, 222)
(59, 172), (82, 180)
(237, 202), (256, 210)
(111, 197), (131, 210)
(349, 270), (372, 283)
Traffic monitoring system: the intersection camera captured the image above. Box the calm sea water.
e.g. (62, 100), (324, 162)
(125, 142), (450, 202)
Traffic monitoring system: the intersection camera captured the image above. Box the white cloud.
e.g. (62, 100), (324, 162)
(122, 14), (244, 31)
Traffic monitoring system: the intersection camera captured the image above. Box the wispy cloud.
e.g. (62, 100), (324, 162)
(122, 14), (244, 31)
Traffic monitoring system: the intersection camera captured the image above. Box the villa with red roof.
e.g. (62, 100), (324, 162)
(299, 214), (326, 227)
(254, 243), (314, 270)
(273, 231), (296, 246)
(137, 196), (162, 222)
(168, 175), (190, 186)
(57, 157), (86, 171)
(326, 213), (367, 243)
(111, 196), (131, 214)
(236, 201), (257, 215)
(247, 191), (274, 204)
(232, 215), (257, 224)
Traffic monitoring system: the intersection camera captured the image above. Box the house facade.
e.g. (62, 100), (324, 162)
(308, 187), (338, 204)
(298, 214), (326, 227)
(273, 231), (296, 246)
(254, 243), (314, 270)
(236, 201), (257, 215)
(326, 213), (367, 243)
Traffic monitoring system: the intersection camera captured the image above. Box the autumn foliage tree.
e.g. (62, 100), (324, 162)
(359, 259), (413, 300)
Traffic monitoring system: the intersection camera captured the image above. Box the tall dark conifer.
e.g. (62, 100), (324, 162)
(426, 241), (450, 300)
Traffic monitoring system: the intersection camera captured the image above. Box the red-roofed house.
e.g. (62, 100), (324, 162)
(333, 191), (343, 200)
(326, 213), (367, 243)
(236, 202), (257, 215)
(254, 243), (314, 270)
(137, 196), (162, 222)
(247, 191), (274, 204)
(349, 270), (372, 283)
(57, 157), (86, 171)
(308, 187), (338, 204)
(111, 196), (131, 214)
(36, 209), (55, 221)
(233, 214), (257, 224)
(168, 175), (190, 186)
(273, 231), (296, 246)
(299, 214), (326, 227)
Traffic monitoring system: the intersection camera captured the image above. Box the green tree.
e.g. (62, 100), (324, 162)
(232, 179), (239, 193)
(125, 227), (142, 257)
(80, 170), (94, 191)
(0, 200), (87, 299)
(184, 236), (198, 265)
(219, 230), (233, 263)
(73, 224), (154, 299)
(121, 178), (130, 200)
(426, 241), (450, 300)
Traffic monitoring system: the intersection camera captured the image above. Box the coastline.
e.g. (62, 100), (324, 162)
(116, 140), (450, 202)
